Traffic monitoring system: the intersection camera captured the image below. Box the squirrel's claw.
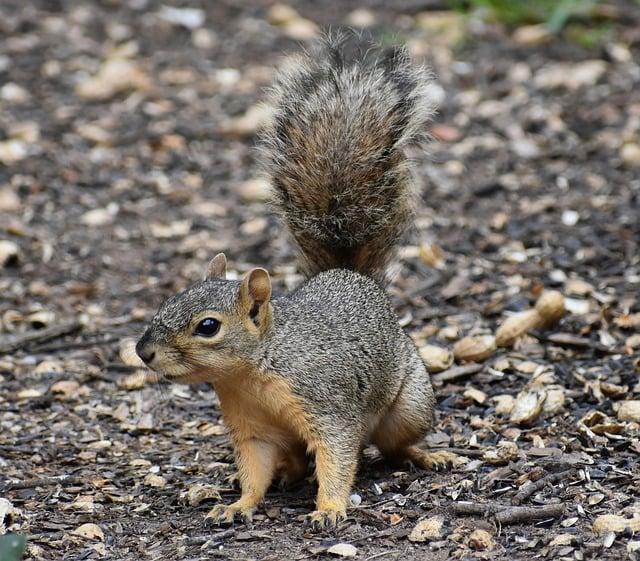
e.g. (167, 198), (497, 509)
(225, 471), (241, 489)
(407, 448), (467, 472)
(306, 509), (346, 532)
(206, 503), (255, 526)
(422, 451), (466, 471)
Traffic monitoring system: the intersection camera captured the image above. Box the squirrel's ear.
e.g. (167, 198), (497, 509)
(239, 268), (272, 318)
(204, 253), (227, 280)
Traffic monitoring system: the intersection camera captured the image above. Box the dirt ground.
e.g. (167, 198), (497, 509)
(1, 1), (640, 560)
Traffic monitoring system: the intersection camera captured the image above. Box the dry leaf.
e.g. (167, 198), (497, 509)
(267, 4), (299, 24)
(564, 278), (594, 296)
(408, 515), (445, 542)
(76, 58), (150, 100)
(418, 242), (445, 268)
(143, 474), (167, 488)
(615, 313), (640, 329)
(535, 290), (565, 325)
(50, 380), (82, 399)
(617, 401), (640, 423)
(81, 206), (118, 226)
(0, 140), (28, 164)
(327, 543), (358, 557)
(112, 402), (129, 422)
(282, 18), (319, 40)
(510, 389), (546, 425)
(496, 310), (540, 347)
(17, 388), (43, 400)
(198, 422), (227, 436)
(593, 514), (640, 535)
(621, 143), (640, 169)
(150, 220), (191, 239)
(580, 410), (625, 436)
(493, 394), (515, 415)
(543, 387), (566, 414)
(219, 103), (273, 138)
(482, 440), (519, 464)
(136, 413), (154, 432)
(68, 495), (95, 513)
(468, 529), (494, 550)
(73, 523), (105, 541)
(34, 360), (64, 375)
(453, 335), (496, 362)
(239, 178), (271, 203)
(0, 498), (19, 533)
(464, 387), (487, 404)
(183, 484), (222, 507)
(420, 345), (454, 372)
(119, 338), (144, 367)
(549, 533), (574, 546)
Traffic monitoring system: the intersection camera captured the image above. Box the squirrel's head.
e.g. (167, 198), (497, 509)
(136, 253), (273, 383)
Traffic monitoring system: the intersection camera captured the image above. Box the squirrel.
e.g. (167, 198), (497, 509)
(136, 33), (459, 531)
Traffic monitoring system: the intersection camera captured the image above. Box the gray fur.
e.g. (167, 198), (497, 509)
(260, 31), (437, 282)
(141, 269), (435, 440)
(149, 280), (241, 333)
(138, 33), (440, 524)
(265, 270), (435, 432)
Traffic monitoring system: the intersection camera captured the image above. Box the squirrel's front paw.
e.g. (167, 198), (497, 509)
(306, 509), (346, 532)
(206, 502), (255, 526)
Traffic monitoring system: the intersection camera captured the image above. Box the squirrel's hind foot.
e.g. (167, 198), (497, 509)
(406, 448), (466, 471)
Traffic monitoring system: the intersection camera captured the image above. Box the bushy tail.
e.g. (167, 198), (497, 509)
(260, 32), (436, 282)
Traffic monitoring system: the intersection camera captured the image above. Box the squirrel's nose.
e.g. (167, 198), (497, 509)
(136, 337), (156, 365)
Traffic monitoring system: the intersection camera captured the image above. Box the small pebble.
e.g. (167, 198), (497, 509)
(561, 209), (579, 226)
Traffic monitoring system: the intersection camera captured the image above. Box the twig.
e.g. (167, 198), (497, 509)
(495, 504), (564, 525)
(451, 502), (564, 525)
(365, 550), (401, 561)
(430, 447), (485, 458)
(540, 333), (623, 354)
(0, 320), (83, 354)
(511, 469), (574, 505)
(184, 529), (235, 546)
(1, 474), (84, 492)
(29, 531), (65, 542)
(451, 502), (500, 516)
(351, 529), (394, 544)
(432, 363), (483, 384)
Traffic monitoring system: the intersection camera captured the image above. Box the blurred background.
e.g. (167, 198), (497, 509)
(0, 1), (638, 322)
(1, 1), (639, 560)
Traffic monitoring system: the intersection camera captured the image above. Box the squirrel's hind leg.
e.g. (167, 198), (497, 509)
(373, 361), (463, 471)
(374, 410), (461, 471)
(206, 438), (279, 525)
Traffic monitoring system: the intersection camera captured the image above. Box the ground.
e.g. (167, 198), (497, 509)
(1, 1), (640, 560)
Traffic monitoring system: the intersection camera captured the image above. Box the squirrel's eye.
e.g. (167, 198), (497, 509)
(194, 318), (220, 337)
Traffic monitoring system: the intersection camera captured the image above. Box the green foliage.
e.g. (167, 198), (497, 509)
(564, 22), (611, 47)
(0, 535), (27, 561)
(452, 0), (600, 32)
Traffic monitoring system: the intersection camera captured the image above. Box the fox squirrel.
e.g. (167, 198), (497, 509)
(136, 33), (458, 530)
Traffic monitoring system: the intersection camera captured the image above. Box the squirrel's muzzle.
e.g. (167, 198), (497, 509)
(136, 333), (156, 365)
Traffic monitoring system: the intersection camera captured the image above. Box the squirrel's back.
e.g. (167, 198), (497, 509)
(266, 269), (414, 411)
(260, 33), (436, 283)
